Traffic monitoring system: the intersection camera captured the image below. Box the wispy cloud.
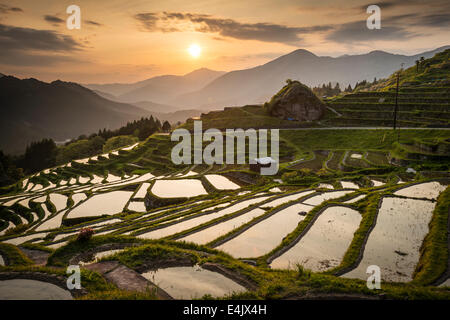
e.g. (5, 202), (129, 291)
(0, 3), (23, 14)
(134, 12), (331, 45)
(44, 14), (103, 28)
(85, 20), (103, 27)
(326, 20), (417, 43)
(44, 15), (64, 26)
(0, 24), (83, 66)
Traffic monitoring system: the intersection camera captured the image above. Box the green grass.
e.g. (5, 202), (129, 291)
(413, 186), (450, 285)
(0, 243), (34, 266)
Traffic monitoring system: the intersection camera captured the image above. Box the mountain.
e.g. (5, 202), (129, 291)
(174, 46), (450, 110)
(84, 68), (225, 104)
(132, 101), (181, 114)
(0, 76), (153, 154)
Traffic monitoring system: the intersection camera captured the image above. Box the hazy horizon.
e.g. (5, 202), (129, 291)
(1, 0), (449, 84)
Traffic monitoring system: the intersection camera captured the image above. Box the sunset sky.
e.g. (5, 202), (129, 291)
(0, 0), (449, 83)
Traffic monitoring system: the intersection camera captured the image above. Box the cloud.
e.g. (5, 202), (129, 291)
(326, 20), (416, 43)
(417, 13), (450, 28)
(44, 15), (64, 25)
(134, 12), (331, 44)
(84, 20), (103, 27)
(0, 24), (83, 66)
(0, 3), (23, 14)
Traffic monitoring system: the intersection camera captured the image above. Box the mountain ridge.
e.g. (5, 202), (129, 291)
(173, 46), (450, 110)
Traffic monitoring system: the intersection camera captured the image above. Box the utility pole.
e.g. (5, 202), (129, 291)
(393, 63), (404, 141)
(393, 71), (400, 130)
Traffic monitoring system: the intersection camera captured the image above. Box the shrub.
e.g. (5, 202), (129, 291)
(103, 135), (138, 153)
(77, 228), (95, 242)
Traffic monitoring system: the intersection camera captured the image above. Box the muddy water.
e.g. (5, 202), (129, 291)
(128, 201), (146, 212)
(439, 279), (450, 287)
(0, 279), (72, 300)
(49, 193), (68, 212)
(134, 183), (151, 198)
(261, 190), (314, 208)
(179, 208), (266, 245)
(67, 191), (133, 218)
(90, 175), (104, 184)
(79, 176), (90, 184)
(122, 142), (139, 151)
(303, 191), (353, 206)
(79, 249), (125, 265)
(394, 181), (446, 200)
(201, 202), (231, 212)
(151, 179), (208, 198)
(343, 197), (436, 282)
(216, 203), (313, 258)
(205, 175), (240, 190)
(35, 210), (68, 231)
(138, 196), (271, 239)
(371, 180), (384, 187)
(341, 181), (359, 189)
(270, 206), (361, 271)
(3, 232), (48, 245)
(318, 184), (333, 189)
(105, 174), (121, 183)
(72, 193), (87, 206)
(141, 266), (246, 299)
(344, 195), (366, 203)
(0, 222), (13, 236)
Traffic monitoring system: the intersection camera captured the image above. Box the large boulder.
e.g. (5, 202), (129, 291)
(265, 80), (326, 121)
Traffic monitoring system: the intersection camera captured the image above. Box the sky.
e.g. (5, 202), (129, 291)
(0, 0), (449, 83)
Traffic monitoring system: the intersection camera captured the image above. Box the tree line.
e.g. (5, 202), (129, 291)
(0, 116), (171, 187)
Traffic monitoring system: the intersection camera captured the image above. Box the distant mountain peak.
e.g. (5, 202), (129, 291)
(184, 67), (225, 77)
(290, 49), (317, 57)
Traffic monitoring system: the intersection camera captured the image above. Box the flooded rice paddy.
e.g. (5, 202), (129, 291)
(343, 197), (436, 282)
(68, 191), (133, 218)
(216, 203), (313, 258)
(0, 279), (72, 300)
(270, 206), (361, 271)
(151, 179), (208, 198)
(141, 265), (246, 299)
(205, 175), (240, 190)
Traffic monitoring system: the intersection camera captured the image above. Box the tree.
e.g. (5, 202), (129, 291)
(19, 139), (57, 173)
(162, 121), (171, 132)
(415, 59), (420, 72)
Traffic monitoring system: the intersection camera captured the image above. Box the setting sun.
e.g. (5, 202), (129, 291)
(188, 44), (202, 58)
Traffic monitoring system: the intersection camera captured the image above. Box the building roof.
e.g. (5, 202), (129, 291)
(254, 157), (277, 165)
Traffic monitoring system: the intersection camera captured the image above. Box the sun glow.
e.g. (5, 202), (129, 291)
(188, 44), (202, 58)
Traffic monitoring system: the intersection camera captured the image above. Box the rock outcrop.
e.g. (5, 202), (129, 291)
(266, 80), (326, 121)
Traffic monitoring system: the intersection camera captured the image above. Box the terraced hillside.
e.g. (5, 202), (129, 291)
(325, 49), (450, 128)
(325, 87), (450, 127)
(0, 129), (449, 299)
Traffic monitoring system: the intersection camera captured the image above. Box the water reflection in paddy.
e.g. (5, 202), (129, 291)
(67, 191), (133, 218)
(394, 181), (446, 200)
(151, 179), (208, 198)
(49, 193), (67, 212)
(141, 266), (246, 299)
(0, 279), (72, 300)
(138, 196), (271, 239)
(303, 191), (353, 206)
(128, 201), (146, 212)
(343, 197), (436, 282)
(261, 190), (314, 208)
(205, 175), (240, 190)
(216, 203), (313, 258)
(270, 206), (361, 271)
(179, 208), (266, 245)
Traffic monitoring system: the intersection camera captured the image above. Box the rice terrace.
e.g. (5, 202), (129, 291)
(0, 1), (449, 313)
